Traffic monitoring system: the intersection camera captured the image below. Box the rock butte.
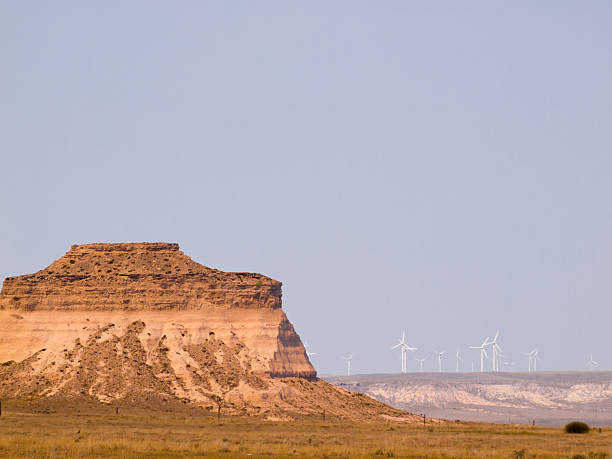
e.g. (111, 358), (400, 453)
(0, 243), (416, 420)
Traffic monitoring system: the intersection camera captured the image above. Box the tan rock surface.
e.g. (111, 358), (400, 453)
(0, 243), (281, 311)
(0, 243), (418, 421)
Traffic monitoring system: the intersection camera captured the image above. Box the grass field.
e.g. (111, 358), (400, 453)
(0, 401), (610, 458)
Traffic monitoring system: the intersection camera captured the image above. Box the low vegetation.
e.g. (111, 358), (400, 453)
(565, 421), (590, 434)
(0, 401), (610, 458)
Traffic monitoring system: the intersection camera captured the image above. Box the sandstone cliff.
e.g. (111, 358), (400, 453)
(0, 243), (416, 421)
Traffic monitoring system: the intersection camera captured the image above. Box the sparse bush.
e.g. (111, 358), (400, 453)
(565, 422), (590, 434)
(512, 449), (526, 459)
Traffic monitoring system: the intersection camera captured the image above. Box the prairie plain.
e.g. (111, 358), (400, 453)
(0, 399), (610, 458)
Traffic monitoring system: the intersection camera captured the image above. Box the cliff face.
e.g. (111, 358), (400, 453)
(0, 243), (282, 311)
(0, 243), (419, 421)
(0, 243), (320, 412)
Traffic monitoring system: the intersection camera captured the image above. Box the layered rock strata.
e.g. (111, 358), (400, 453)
(0, 243), (417, 420)
(1, 243), (281, 311)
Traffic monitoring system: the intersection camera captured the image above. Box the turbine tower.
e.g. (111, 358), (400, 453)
(342, 354), (353, 376)
(488, 330), (503, 372)
(434, 350), (446, 373)
(523, 348), (539, 372)
(587, 354), (599, 371)
(415, 356), (427, 372)
(455, 350), (464, 373)
(470, 336), (489, 372)
(531, 348), (541, 371)
(391, 330), (417, 373)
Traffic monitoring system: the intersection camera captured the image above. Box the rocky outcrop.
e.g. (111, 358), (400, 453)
(0, 243), (281, 311)
(0, 243), (418, 420)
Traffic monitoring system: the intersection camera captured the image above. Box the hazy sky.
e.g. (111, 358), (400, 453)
(1, 2), (611, 375)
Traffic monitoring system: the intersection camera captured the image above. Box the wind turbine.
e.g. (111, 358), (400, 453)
(391, 330), (417, 373)
(415, 356), (427, 372)
(455, 350), (464, 373)
(470, 336), (489, 372)
(488, 330), (503, 372)
(434, 350), (446, 373)
(531, 348), (541, 371)
(523, 348), (538, 372)
(587, 354), (599, 371)
(342, 355), (353, 376)
(304, 341), (317, 360)
(497, 352), (514, 372)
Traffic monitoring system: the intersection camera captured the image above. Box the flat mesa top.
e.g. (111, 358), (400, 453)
(3, 242), (279, 284)
(70, 242), (181, 252)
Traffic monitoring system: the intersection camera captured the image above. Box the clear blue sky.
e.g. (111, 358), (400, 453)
(1, 2), (611, 375)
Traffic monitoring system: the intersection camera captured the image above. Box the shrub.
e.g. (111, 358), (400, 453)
(565, 422), (590, 434)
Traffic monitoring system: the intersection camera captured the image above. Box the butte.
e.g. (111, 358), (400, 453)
(0, 242), (415, 420)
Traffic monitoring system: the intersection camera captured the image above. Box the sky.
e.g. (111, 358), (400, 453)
(1, 2), (611, 375)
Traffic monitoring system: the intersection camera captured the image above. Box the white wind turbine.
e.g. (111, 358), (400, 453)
(470, 336), (489, 372)
(434, 350), (446, 373)
(524, 348), (540, 372)
(455, 350), (464, 373)
(531, 348), (541, 371)
(304, 341), (317, 360)
(342, 354), (353, 376)
(488, 330), (503, 372)
(587, 354), (599, 371)
(415, 356), (427, 372)
(497, 352), (514, 372)
(391, 330), (417, 373)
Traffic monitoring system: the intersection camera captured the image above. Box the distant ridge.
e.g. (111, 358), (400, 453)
(326, 371), (612, 426)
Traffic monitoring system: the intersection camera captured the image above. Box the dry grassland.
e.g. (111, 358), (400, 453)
(0, 401), (610, 458)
